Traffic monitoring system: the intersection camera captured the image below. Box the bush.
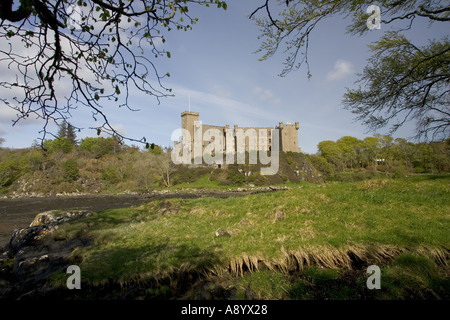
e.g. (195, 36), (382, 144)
(0, 159), (19, 187)
(0, 152), (32, 188)
(226, 165), (245, 185)
(307, 155), (334, 178)
(102, 164), (121, 184)
(62, 158), (79, 182)
(43, 138), (73, 154)
(80, 137), (121, 158)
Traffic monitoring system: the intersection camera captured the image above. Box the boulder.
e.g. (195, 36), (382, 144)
(8, 210), (92, 256)
(8, 225), (52, 256)
(29, 210), (92, 227)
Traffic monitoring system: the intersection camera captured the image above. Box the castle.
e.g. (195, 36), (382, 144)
(179, 111), (300, 155)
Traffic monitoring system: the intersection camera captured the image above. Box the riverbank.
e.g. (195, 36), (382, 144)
(0, 187), (286, 247)
(1, 176), (448, 300)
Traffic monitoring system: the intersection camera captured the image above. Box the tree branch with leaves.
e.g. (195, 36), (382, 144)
(251, 0), (450, 139)
(0, 0), (227, 145)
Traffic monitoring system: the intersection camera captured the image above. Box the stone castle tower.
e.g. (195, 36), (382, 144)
(179, 111), (300, 154)
(277, 121), (301, 152)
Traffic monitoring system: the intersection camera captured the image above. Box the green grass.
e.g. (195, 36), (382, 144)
(50, 175), (450, 298)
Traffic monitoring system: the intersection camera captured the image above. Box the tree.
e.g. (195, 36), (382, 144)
(148, 143), (163, 154)
(57, 121), (78, 145)
(336, 136), (362, 169)
(150, 147), (175, 188)
(362, 136), (380, 168)
(43, 137), (73, 154)
(251, 1), (449, 139)
(317, 140), (344, 170)
(344, 33), (450, 140)
(58, 122), (68, 139)
(66, 123), (78, 145)
(79, 136), (121, 158)
(0, 0), (227, 143)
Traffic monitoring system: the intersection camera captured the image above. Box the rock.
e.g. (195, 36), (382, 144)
(215, 229), (231, 237)
(30, 210), (92, 227)
(269, 185), (289, 191)
(9, 225), (49, 255)
(8, 210), (92, 256)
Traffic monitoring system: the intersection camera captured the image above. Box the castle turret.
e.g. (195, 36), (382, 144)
(181, 111), (199, 155)
(278, 122), (300, 153)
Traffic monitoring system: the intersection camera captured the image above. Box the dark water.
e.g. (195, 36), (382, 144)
(0, 194), (153, 247)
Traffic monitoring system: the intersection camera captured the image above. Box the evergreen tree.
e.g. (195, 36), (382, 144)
(66, 123), (78, 145)
(57, 122), (67, 139)
(57, 121), (77, 145)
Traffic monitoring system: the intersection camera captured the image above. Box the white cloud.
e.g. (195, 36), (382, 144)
(112, 124), (127, 137)
(326, 60), (355, 81)
(89, 122), (128, 138)
(252, 86), (281, 105)
(212, 84), (232, 98)
(170, 84), (277, 125)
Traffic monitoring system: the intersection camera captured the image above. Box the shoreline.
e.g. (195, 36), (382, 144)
(0, 188), (285, 247)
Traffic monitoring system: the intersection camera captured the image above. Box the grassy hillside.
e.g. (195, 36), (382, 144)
(48, 175), (449, 299)
(2, 135), (449, 197)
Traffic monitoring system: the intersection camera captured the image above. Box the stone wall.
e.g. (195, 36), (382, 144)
(179, 111), (300, 156)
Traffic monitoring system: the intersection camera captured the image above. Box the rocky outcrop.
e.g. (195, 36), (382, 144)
(0, 210), (93, 299)
(8, 210), (91, 256)
(29, 210), (92, 227)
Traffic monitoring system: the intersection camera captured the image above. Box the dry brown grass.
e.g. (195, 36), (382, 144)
(214, 244), (450, 277)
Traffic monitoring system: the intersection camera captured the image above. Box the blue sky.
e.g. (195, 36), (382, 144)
(0, 1), (448, 154)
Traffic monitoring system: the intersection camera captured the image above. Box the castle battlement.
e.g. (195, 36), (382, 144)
(179, 111), (300, 154)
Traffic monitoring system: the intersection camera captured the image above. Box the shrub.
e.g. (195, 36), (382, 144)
(80, 137), (121, 158)
(43, 138), (73, 154)
(62, 158), (79, 182)
(307, 155), (334, 178)
(0, 152), (32, 188)
(226, 165), (245, 185)
(102, 164), (121, 184)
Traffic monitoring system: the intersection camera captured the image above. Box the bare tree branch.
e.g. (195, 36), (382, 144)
(0, 0), (227, 145)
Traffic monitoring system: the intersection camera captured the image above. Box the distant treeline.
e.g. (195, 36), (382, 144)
(314, 134), (450, 178)
(0, 134), (448, 195)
